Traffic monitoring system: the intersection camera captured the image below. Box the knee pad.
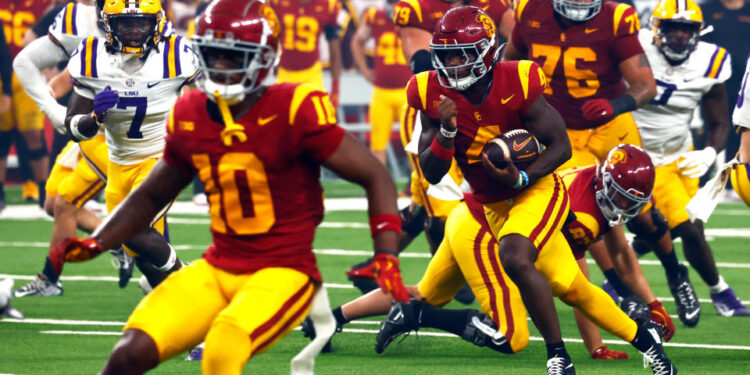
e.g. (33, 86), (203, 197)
(424, 216), (446, 253)
(28, 147), (48, 161)
(0, 132), (11, 158)
(400, 204), (427, 238)
(626, 208), (669, 244)
(462, 311), (513, 354)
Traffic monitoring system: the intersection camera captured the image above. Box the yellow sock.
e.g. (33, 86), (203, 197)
(202, 320), (252, 375)
(560, 271), (638, 342)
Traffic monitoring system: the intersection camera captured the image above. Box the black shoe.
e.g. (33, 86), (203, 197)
(110, 247), (134, 288)
(668, 265), (700, 327)
(641, 321), (677, 375)
(454, 284), (475, 305)
(300, 316), (340, 353)
(620, 295), (651, 323)
(375, 302), (419, 354)
(546, 357), (575, 375)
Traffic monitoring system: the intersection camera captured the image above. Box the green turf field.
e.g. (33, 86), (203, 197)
(1, 182), (749, 374)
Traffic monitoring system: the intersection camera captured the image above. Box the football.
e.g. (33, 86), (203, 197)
(483, 129), (542, 170)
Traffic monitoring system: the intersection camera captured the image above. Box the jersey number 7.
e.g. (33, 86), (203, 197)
(117, 97), (147, 139)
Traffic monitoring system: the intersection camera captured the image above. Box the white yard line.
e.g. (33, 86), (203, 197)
(18, 320), (748, 351)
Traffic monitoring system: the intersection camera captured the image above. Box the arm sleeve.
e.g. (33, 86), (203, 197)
(323, 0), (342, 41)
(610, 5), (644, 63)
(0, 23), (11, 96)
(12, 36), (70, 115)
(294, 91), (347, 161)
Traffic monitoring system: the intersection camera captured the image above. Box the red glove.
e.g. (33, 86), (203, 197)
(581, 98), (615, 122)
(54, 237), (106, 263)
(345, 259), (377, 279)
(591, 345), (629, 360)
(373, 253), (410, 302)
(648, 300), (675, 342)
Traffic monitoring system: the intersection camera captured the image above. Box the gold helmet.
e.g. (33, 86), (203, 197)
(102, 0), (165, 55)
(651, 0), (704, 63)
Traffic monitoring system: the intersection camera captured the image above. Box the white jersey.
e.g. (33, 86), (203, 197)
(48, 2), (103, 56)
(733, 54), (750, 130)
(633, 29), (732, 167)
(67, 35), (200, 165)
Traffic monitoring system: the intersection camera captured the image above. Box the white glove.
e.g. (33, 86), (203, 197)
(678, 147), (717, 178)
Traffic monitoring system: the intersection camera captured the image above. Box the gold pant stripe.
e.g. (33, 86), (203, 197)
(251, 281), (314, 354)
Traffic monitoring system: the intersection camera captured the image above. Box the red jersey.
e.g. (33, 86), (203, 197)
(0, 0), (54, 58)
(362, 7), (411, 89)
(270, 0), (340, 71)
(163, 84), (346, 282)
(406, 60), (546, 204)
(511, 0), (644, 130)
(559, 165), (610, 259)
(393, 0), (509, 33)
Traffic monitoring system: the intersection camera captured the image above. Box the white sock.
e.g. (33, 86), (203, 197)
(709, 275), (729, 294)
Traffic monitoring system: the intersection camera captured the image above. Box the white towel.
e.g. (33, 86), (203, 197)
(686, 159), (738, 223)
(290, 285), (335, 375)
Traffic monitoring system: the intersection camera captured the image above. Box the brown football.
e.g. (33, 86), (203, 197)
(483, 129), (542, 171)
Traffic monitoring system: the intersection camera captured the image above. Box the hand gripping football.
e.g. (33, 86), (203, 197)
(483, 129), (542, 170)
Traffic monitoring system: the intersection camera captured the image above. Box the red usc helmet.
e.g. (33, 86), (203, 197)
(430, 6), (498, 91)
(191, 0), (281, 103)
(595, 144), (655, 226)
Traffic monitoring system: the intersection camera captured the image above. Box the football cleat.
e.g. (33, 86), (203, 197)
(346, 258), (379, 295)
(1, 305), (24, 319)
(110, 247), (134, 288)
(591, 345), (628, 360)
(620, 295), (651, 323)
(454, 284), (476, 305)
(711, 287), (750, 317)
(667, 265), (700, 326)
(13, 274), (62, 297)
(547, 356), (575, 375)
(601, 278), (621, 303)
(641, 321), (677, 375)
(22, 180), (39, 202)
(375, 302), (419, 354)
(185, 343), (204, 361)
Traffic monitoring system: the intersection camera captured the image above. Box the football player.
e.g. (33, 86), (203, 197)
(502, 0), (656, 170)
(53, 1), (410, 373)
(350, 0), (412, 165)
(346, 0), (514, 299)
(60, 0), (196, 286)
(12, 0), (174, 296)
(632, 0), (749, 318)
(269, 0), (342, 107)
(409, 7), (674, 374)
(732, 53), (750, 206)
(307, 146), (674, 367)
(0, 0), (56, 210)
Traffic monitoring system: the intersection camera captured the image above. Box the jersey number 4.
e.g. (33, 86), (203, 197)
(192, 152), (276, 235)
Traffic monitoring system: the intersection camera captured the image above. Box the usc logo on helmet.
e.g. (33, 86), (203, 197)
(609, 149), (628, 165)
(476, 13), (495, 38)
(259, 3), (281, 38)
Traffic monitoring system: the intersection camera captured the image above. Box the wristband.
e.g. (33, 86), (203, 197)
(331, 79), (340, 93)
(609, 94), (636, 116)
(440, 125), (457, 138)
(70, 114), (95, 141)
(370, 213), (401, 236)
(513, 171), (529, 189)
(430, 137), (454, 160)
